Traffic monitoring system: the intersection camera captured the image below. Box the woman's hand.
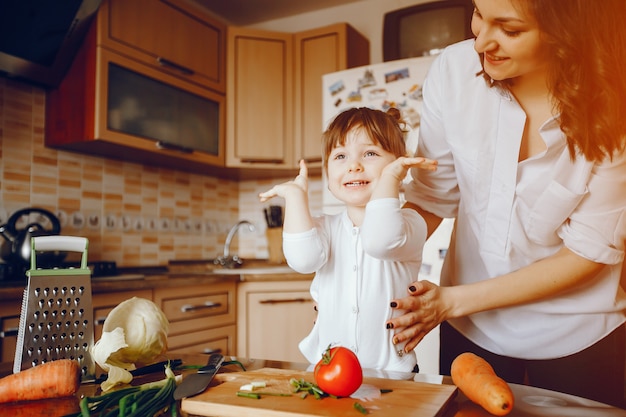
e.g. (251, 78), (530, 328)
(259, 159), (309, 202)
(387, 280), (453, 353)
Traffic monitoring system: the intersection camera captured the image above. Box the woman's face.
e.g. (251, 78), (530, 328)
(471, 0), (549, 83)
(326, 127), (396, 208)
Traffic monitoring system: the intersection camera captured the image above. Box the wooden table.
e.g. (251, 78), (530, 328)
(1, 355), (624, 416)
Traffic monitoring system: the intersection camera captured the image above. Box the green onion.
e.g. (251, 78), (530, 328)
(236, 391), (260, 399)
(67, 364), (180, 417)
(353, 401), (369, 414)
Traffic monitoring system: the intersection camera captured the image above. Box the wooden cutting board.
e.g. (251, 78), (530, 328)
(181, 368), (457, 417)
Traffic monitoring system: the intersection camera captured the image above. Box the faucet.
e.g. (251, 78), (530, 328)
(214, 220), (256, 268)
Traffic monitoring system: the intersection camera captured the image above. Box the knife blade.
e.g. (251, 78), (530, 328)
(173, 353), (225, 400)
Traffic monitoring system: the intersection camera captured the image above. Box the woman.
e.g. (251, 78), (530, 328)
(387, 0), (626, 407)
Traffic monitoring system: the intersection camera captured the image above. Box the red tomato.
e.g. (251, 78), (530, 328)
(313, 346), (363, 397)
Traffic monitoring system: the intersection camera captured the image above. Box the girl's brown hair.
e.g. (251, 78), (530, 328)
(322, 107), (407, 170)
(482, 0), (626, 162)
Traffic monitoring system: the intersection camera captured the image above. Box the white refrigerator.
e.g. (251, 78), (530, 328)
(321, 57), (454, 376)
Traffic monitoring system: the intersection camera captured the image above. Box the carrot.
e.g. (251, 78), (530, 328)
(0, 359), (81, 404)
(450, 352), (514, 416)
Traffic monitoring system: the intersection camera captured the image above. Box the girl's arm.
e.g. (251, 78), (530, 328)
(387, 246), (604, 352)
(371, 157), (437, 200)
(259, 159), (314, 233)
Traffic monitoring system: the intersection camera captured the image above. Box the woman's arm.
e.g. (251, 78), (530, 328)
(387, 246), (604, 352)
(403, 201), (443, 239)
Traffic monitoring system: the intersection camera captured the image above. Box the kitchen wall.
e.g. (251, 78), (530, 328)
(248, 0), (432, 64)
(0, 78), (322, 266)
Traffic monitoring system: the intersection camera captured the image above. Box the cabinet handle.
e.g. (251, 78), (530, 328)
(0, 328), (18, 338)
(202, 348), (222, 355)
(259, 298), (312, 304)
(156, 141), (194, 154)
(156, 57), (195, 76)
(95, 317), (107, 326)
(181, 301), (222, 313)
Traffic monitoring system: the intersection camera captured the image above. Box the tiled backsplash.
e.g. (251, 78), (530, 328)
(0, 78), (323, 266)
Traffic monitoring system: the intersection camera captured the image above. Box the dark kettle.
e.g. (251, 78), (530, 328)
(0, 207), (65, 266)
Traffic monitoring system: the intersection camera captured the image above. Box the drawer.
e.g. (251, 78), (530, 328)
(154, 283), (236, 330)
(167, 324), (235, 356)
(161, 292), (229, 322)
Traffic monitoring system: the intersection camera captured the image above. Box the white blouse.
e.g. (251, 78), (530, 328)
(283, 198), (426, 372)
(405, 39), (626, 359)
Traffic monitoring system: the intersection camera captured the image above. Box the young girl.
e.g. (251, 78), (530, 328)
(389, 0), (626, 407)
(259, 107), (436, 373)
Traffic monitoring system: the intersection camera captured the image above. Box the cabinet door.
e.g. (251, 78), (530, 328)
(167, 324), (235, 356)
(154, 283), (237, 355)
(226, 27), (294, 169)
(99, 0), (226, 92)
(46, 43), (227, 173)
(294, 24), (369, 167)
(237, 281), (315, 363)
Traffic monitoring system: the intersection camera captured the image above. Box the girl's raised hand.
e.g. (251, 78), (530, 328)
(259, 159), (309, 202)
(383, 156), (437, 182)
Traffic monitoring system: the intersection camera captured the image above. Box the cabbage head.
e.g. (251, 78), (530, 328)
(92, 297), (169, 391)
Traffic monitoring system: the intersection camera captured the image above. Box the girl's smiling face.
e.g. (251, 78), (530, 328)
(326, 127), (396, 208)
(471, 0), (549, 83)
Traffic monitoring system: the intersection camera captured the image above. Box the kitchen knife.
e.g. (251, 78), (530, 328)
(94, 359), (183, 383)
(173, 353), (225, 400)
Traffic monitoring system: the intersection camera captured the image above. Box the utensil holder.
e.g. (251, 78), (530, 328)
(13, 236), (95, 381)
(266, 227), (286, 264)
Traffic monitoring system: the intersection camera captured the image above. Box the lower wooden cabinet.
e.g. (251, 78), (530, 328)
(237, 279), (315, 363)
(0, 299), (21, 363)
(154, 282), (236, 356)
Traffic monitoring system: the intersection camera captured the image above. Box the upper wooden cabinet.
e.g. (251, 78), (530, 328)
(98, 0), (226, 93)
(227, 23), (369, 170)
(46, 0), (228, 176)
(294, 24), (370, 167)
(226, 27), (294, 169)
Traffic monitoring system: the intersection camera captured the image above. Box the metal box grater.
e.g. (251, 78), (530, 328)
(13, 236), (95, 381)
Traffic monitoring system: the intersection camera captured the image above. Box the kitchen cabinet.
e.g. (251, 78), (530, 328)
(237, 279), (316, 363)
(294, 23), (370, 167)
(98, 0), (226, 93)
(46, 0), (228, 176)
(226, 27), (294, 169)
(154, 282), (236, 355)
(227, 23), (369, 171)
(0, 299), (21, 363)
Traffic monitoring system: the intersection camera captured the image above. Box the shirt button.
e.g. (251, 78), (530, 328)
(351, 346), (357, 353)
(352, 306), (358, 314)
(353, 265), (357, 271)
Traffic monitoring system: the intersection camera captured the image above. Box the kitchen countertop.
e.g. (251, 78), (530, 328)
(0, 354), (623, 417)
(0, 262), (313, 302)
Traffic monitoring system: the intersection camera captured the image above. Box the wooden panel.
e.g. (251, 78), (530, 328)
(167, 324), (235, 355)
(226, 27), (294, 168)
(100, 0), (226, 92)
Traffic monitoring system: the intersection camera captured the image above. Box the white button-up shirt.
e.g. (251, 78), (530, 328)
(405, 39), (626, 359)
(284, 198), (426, 372)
